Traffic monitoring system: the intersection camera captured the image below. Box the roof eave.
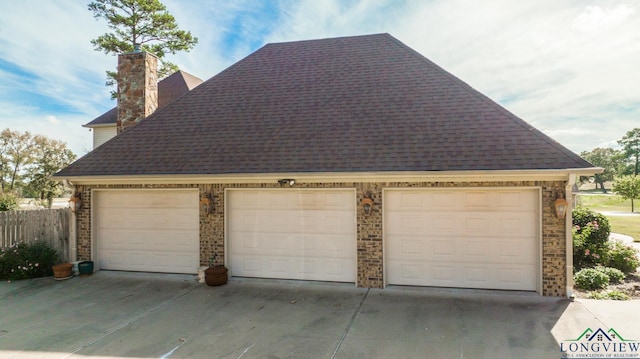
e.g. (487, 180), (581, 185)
(82, 123), (116, 129)
(53, 168), (603, 185)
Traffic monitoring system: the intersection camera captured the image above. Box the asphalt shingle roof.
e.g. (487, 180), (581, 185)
(57, 33), (593, 177)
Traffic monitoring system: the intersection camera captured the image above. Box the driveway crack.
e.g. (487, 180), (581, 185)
(330, 288), (369, 359)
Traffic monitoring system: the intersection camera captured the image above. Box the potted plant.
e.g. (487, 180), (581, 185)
(77, 260), (94, 276)
(52, 262), (73, 280)
(204, 254), (228, 286)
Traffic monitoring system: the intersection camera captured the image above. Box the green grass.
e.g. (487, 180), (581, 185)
(575, 193), (640, 242)
(605, 216), (640, 242)
(576, 194), (635, 212)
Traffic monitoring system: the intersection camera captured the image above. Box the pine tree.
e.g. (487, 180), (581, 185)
(88, 0), (198, 98)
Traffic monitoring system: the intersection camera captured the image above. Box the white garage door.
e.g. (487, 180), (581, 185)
(95, 190), (199, 274)
(228, 189), (356, 282)
(385, 188), (539, 291)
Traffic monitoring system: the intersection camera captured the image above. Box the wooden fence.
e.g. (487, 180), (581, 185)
(0, 208), (71, 262)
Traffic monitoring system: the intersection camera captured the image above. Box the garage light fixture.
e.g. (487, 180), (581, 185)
(278, 179), (295, 187)
(68, 193), (82, 213)
(200, 193), (214, 215)
(362, 192), (374, 216)
(554, 191), (568, 219)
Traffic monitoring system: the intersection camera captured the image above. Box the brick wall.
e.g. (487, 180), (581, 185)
(76, 179), (568, 296)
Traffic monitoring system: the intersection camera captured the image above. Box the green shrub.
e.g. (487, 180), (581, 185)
(573, 210), (611, 270)
(0, 192), (19, 211)
(574, 268), (610, 290)
(589, 290), (630, 301)
(605, 240), (640, 274)
(0, 241), (58, 280)
(596, 266), (625, 284)
(573, 207), (611, 246)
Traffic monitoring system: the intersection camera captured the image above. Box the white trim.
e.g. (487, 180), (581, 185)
(69, 210), (77, 262)
(83, 123), (115, 128)
(566, 174), (575, 298)
(383, 186), (542, 294)
(57, 168), (602, 185)
(224, 189), (228, 270)
(90, 189), (97, 270)
(382, 188), (388, 289)
(537, 187), (543, 295)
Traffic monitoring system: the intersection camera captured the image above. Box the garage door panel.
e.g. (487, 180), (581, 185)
(432, 264), (456, 282)
(387, 191), (458, 210)
(233, 233), (354, 258)
(463, 240), (489, 258)
(463, 192), (491, 208)
(463, 216), (490, 233)
(497, 267), (530, 285)
(96, 190), (199, 274)
(229, 190), (356, 282)
(498, 217), (525, 234)
(433, 240), (454, 257)
(101, 250), (196, 273)
(390, 262), (536, 290)
(231, 190), (353, 210)
(496, 238), (536, 263)
(497, 191), (526, 208)
(231, 255), (354, 281)
(231, 210), (352, 234)
(497, 191), (537, 209)
(98, 208), (195, 231)
(465, 266), (489, 284)
(99, 191), (193, 209)
(386, 213), (455, 234)
(386, 189), (538, 291)
(98, 228), (198, 249)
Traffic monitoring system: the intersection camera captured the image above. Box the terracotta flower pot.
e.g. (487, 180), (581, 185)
(52, 263), (73, 280)
(204, 265), (228, 286)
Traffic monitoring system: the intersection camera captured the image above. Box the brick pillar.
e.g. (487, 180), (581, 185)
(356, 184), (384, 288)
(117, 51), (158, 133)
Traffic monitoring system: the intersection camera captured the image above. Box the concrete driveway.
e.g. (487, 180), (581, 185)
(1, 272), (639, 359)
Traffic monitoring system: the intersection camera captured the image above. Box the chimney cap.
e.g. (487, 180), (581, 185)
(133, 43), (141, 52)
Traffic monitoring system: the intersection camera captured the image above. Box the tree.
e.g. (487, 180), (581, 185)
(88, 0), (198, 97)
(0, 129), (76, 206)
(0, 130), (10, 192)
(618, 128), (640, 176)
(23, 136), (76, 207)
(580, 147), (622, 193)
(0, 129), (34, 192)
(613, 175), (640, 212)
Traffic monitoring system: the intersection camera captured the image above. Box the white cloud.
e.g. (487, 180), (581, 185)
(47, 116), (60, 124)
(0, 1), (113, 112)
(572, 4), (635, 32)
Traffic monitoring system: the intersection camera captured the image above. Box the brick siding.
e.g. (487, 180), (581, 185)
(76, 180), (568, 296)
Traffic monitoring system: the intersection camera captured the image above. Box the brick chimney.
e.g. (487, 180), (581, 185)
(116, 49), (158, 133)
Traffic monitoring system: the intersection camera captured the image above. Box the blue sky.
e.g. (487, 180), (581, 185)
(0, 0), (638, 156)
